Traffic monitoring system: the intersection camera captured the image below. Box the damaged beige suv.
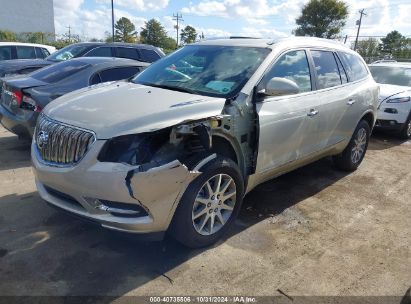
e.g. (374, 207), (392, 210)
(32, 38), (378, 247)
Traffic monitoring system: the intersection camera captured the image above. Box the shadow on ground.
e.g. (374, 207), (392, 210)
(0, 134), (31, 170)
(369, 130), (409, 151)
(0, 156), (350, 298)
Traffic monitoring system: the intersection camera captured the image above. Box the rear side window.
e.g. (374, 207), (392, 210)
(0, 46), (12, 60)
(85, 47), (113, 57)
(262, 50), (312, 93)
(16, 46), (36, 59)
(139, 49), (160, 62)
(116, 47), (140, 60)
(99, 67), (141, 82)
(338, 52), (368, 82)
(311, 50), (342, 89)
(35, 47), (47, 59)
(31, 61), (90, 83)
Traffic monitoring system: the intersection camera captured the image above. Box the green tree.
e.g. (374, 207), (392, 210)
(0, 30), (17, 41)
(140, 19), (168, 48)
(353, 38), (380, 62)
(380, 30), (406, 54)
(114, 17), (137, 43)
(162, 37), (178, 53)
(294, 0), (348, 38)
(180, 25), (197, 45)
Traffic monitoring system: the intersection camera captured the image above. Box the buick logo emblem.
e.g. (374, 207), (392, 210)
(37, 131), (49, 149)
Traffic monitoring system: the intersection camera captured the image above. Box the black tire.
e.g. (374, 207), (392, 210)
(398, 114), (411, 140)
(169, 156), (244, 248)
(333, 120), (371, 172)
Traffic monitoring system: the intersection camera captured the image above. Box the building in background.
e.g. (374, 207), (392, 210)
(0, 0), (55, 40)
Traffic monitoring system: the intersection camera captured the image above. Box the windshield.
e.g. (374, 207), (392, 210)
(46, 45), (91, 62)
(31, 60), (90, 83)
(369, 66), (411, 86)
(132, 45), (271, 98)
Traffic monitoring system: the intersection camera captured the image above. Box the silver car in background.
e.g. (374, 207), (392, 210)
(31, 38), (379, 248)
(369, 62), (411, 139)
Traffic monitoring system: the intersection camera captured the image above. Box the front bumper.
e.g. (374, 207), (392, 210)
(31, 139), (199, 234)
(0, 103), (37, 138)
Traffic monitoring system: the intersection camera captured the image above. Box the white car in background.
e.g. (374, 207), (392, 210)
(369, 62), (411, 139)
(0, 42), (56, 61)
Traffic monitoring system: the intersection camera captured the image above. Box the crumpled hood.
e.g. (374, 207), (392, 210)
(379, 84), (411, 105)
(44, 81), (226, 139)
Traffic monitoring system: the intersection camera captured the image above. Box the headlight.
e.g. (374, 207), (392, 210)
(386, 97), (410, 103)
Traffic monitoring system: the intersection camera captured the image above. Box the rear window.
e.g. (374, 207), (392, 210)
(338, 52), (368, 82)
(99, 67), (141, 82)
(0, 46), (12, 60)
(31, 61), (90, 83)
(16, 46), (36, 59)
(140, 49), (160, 62)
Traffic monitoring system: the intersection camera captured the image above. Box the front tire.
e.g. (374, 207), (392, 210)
(399, 114), (411, 140)
(169, 156), (244, 248)
(333, 120), (371, 172)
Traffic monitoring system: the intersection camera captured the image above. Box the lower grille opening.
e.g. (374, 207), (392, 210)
(44, 186), (85, 210)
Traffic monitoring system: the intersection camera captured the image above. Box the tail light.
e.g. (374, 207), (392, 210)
(11, 90), (23, 106)
(22, 95), (42, 112)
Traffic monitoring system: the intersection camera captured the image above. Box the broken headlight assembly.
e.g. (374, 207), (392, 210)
(97, 130), (171, 166)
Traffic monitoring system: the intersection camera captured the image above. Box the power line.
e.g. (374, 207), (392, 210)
(354, 9), (367, 51)
(173, 13), (183, 47)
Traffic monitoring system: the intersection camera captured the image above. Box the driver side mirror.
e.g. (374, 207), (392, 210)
(259, 77), (300, 97)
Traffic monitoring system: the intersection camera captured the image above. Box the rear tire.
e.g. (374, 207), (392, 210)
(333, 120), (370, 172)
(398, 114), (411, 140)
(169, 156), (244, 248)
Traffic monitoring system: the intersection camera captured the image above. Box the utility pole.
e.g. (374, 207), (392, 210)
(173, 13), (183, 47)
(66, 25), (72, 42)
(111, 0), (115, 42)
(354, 9), (367, 51)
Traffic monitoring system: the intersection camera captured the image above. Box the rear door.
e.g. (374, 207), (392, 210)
(306, 49), (350, 149)
(114, 47), (141, 61)
(16, 46), (37, 59)
(255, 49), (320, 176)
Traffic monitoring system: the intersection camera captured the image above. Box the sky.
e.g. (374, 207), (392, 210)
(53, 0), (411, 44)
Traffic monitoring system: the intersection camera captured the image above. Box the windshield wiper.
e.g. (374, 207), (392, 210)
(142, 83), (197, 95)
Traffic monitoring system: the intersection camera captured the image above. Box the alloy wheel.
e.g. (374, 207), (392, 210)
(192, 174), (237, 236)
(351, 127), (367, 164)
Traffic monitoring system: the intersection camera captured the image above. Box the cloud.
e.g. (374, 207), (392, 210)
(94, 0), (169, 11)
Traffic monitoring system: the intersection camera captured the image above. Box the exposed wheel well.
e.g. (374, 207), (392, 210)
(361, 112), (375, 129)
(211, 136), (238, 165)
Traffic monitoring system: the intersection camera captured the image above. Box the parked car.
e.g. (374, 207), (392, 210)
(368, 62), (411, 139)
(0, 42), (56, 61)
(0, 57), (149, 138)
(0, 42), (164, 77)
(32, 38), (378, 248)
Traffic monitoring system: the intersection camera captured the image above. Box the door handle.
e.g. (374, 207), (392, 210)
(347, 99), (356, 105)
(307, 109), (319, 117)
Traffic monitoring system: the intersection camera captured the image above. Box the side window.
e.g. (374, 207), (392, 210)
(42, 48), (51, 57)
(35, 47), (47, 59)
(85, 47), (112, 57)
(139, 49), (161, 62)
(99, 67), (141, 82)
(0, 46), (12, 60)
(334, 53), (348, 84)
(90, 73), (102, 85)
(338, 52), (368, 82)
(116, 47), (140, 60)
(311, 50), (341, 89)
(16, 46), (36, 59)
(262, 50), (312, 93)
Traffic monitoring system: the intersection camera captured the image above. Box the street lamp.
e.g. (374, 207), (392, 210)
(111, 0), (115, 42)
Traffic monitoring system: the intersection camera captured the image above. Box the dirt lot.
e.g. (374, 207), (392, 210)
(0, 125), (410, 300)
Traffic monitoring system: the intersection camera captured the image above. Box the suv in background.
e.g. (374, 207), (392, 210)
(32, 38), (378, 248)
(0, 42), (164, 77)
(369, 62), (411, 139)
(0, 42), (56, 61)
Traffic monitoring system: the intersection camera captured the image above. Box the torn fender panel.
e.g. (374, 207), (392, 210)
(127, 160), (201, 204)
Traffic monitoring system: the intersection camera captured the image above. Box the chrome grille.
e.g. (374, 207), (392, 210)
(35, 114), (96, 166)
